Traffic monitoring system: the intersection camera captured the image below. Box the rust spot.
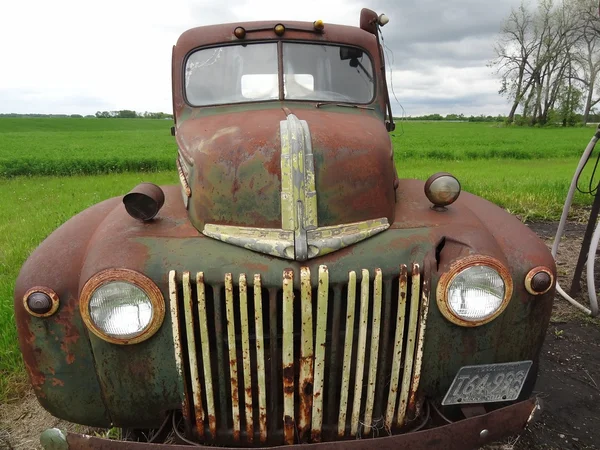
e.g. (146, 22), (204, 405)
(283, 364), (294, 382)
(284, 415), (295, 426)
(51, 377), (64, 387)
(208, 414), (217, 438)
(302, 381), (313, 396)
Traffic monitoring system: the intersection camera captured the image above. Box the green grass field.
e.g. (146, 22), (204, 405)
(0, 117), (598, 401)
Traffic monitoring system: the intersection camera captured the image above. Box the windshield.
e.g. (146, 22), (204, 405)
(185, 42), (374, 106)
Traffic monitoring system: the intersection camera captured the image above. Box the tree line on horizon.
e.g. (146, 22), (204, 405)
(0, 111), (174, 119)
(491, 0), (600, 126)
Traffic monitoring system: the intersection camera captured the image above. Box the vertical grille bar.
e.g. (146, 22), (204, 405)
(182, 271), (205, 437)
(213, 285), (228, 432)
(327, 286), (342, 429)
(238, 274), (254, 443)
(172, 263), (429, 444)
(311, 265), (329, 442)
(337, 271), (357, 437)
(385, 265), (408, 429)
(268, 288), (279, 439)
(253, 275), (268, 443)
(298, 267), (314, 442)
(282, 269), (295, 445)
(396, 263), (421, 427)
(408, 276), (430, 416)
(168, 271), (190, 425)
(224, 273), (241, 442)
(350, 269), (370, 436)
(374, 279), (393, 420)
(362, 268), (383, 435)
(196, 273), (216, 439)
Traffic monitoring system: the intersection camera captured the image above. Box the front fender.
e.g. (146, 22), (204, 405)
(14, 197), (122, 427)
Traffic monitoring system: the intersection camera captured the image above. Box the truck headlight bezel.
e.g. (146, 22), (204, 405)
(80, 268), (165, 345)
(436, 255), (513, 327)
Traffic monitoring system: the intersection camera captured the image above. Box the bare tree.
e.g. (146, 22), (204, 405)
(491, 2), (538, 123)
(491, 0), (588, 125)
(572, 0), (600, 124)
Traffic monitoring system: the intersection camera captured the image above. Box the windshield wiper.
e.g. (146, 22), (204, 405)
(315, 103), (374, 109)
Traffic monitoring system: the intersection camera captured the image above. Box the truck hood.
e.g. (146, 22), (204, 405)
(176, 106), (396, 261)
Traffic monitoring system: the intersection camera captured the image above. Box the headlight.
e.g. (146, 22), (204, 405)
(437, 256), (513, 327)
(80, 269), (165, 344)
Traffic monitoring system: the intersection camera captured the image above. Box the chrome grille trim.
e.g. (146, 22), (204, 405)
(170, 263), (429, 446)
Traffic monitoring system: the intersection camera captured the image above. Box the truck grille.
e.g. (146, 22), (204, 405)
(169, 264), (430, 446)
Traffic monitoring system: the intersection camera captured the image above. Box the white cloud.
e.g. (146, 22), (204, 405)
(0, 0), (514, 115)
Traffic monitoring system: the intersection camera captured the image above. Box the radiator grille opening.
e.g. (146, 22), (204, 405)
(169, 264), (430, 446)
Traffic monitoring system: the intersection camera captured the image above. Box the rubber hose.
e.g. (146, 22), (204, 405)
(552, 126), (600, 317)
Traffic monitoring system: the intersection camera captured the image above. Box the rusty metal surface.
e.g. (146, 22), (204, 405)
(182, 272), (205, 437)
(311, 266), (329, 442)
(282, 270), (295, 445)
(397, 264), (421, 427)
(172, 21), (387, 119)
(177, 108), (395, 247)
(123, 183), (165, 221)
(337, 270), (356, 437)
(298, 268), (314, 442)
(196, 273), (217, 439)
(362, 269), (382, 435)
(16, 179), (557, 430)
(253, 275), (268, 443)
(62, 399), (540, 449)
(224, 274), (241, 442)
(350, 269), (370, 436)
(238, 274), (254, 443)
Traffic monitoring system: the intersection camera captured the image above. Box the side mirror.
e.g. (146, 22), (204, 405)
(340, 47), (364, 61)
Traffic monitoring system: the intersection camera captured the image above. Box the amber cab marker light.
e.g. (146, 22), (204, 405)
(234, 27), (246, 39)
(274, 24), (286, 36)
(313, 19), (325, 31)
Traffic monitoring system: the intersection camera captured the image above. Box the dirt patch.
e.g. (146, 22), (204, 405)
(1, 221), (599, 450)
(511, 221), (600, 450)
(0, 391), (96, 450)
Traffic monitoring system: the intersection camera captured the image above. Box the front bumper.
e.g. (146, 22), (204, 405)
(41, 398), (541, 449)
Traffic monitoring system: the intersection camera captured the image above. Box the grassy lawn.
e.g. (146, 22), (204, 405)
(0, 118), (598, 401)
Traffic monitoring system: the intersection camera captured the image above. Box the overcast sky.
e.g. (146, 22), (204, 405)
(0, 0), (524, 117)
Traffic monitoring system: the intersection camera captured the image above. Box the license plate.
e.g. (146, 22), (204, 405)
(442, 361), (532, 405)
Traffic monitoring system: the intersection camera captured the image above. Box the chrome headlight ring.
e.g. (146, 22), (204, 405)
(436, 255), (513, 327)
(80, 268), (165, 345)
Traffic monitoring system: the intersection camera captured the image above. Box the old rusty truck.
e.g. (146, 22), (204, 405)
(15, 8), (555, 450)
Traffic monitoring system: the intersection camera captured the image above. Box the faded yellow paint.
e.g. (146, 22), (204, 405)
(338, 270), (356, 437)
(362, 269), (382, 435)
(311, 265), (329, 441)
(396, 264), (421, 427)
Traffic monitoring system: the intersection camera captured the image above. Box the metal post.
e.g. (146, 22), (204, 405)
(570, 188), (600, 296)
